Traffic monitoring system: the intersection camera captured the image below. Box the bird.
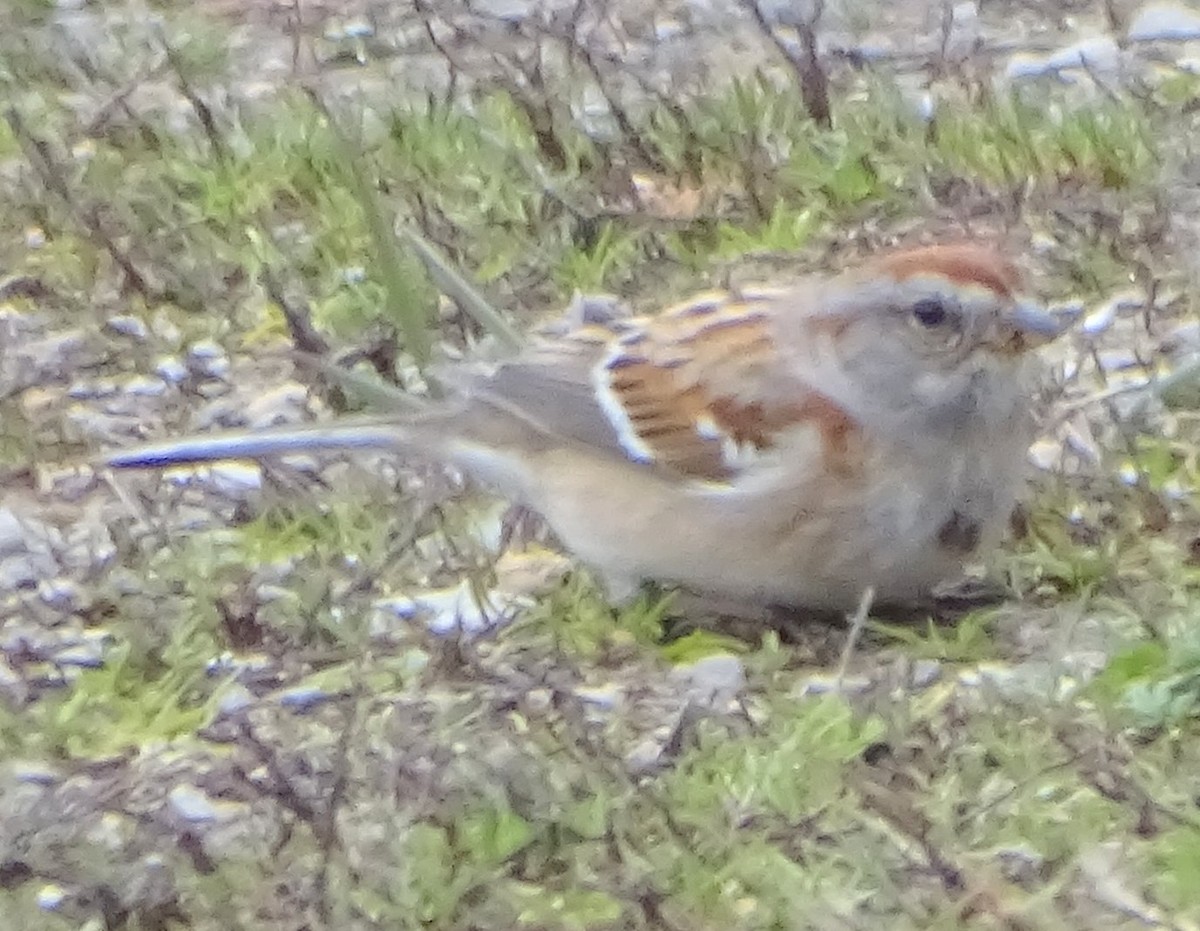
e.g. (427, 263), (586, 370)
(103, 243), (1067, 613)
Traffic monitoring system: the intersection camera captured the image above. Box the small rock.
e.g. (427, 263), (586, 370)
(654, 19), (687, 42)
(468, 0), (529, 23)
(1094, 347), (1144, 372)
(128, 854), (178, 911)
(0, 659), (27, 704)
(915, 91), (936, 123)
(673, 653), (746, 707)
(216, 684), (255, 717)
(36, 884), (66, 911)
(1117, 462), (1141, 486)
(1006, 54), (1056, 81)
(1159, 320), (1200, 355)
(374, 581), (514, 637)
(1027, 437), (1062, 472)
(105, 315), (149, 340)
(122, 375), (168, 397)
(242, 383), (309, 429)
(255, 583), (297, 604)
(626, 738), (665, 775)
(161, 465), (210, 488)
(55, 640), (107, 669)
(996, 844), (1046, 884)
(66, 380), (103, 400)
(0, 554), (39, 590)
(37, 577), (85, 612)
(9, 761), (62, 786)
(1128, 2), (1200, 41)
(150, 313), (181, 345)
(1083, 291), (1143, 337)
(155, 356), (189, 384)
(1007, 36), (1122, 81)
(1080, 303), (1117, 337)
(0, 509), (26, 557)
(541, 292), (634, 335)
(195, 380), (230, 398)
(799, 673), (871, 696)
(86, 811), (133, 851)
(279, 686), (332, 712)
(1061, 418), (1103, 465)
(26, 328), (87, 368)
(104, 567), (146, 596)
(342, 18), (374, 39)
(524, 688), (553, 713)
(1044, 36), (1122, 75)
(957, 662), (1021, 692)
(187, 339), (225, 361)
(205, 651), (274, 677)
(911, 658), (942, 689)
(1027, 232), (1055, 255)
(574, 684), (623, 711)
(207, 462), (264, 496)
(168, 784), (218, 823)
(187, 340), (230, 379)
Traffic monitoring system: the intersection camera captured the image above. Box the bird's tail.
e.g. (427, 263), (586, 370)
(100, 417), (421, 470)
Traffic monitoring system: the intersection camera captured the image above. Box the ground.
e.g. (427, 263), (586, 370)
(4, 0), (1200, 928)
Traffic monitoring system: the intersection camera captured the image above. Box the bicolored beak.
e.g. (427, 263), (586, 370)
(989, 300), (1071, 353)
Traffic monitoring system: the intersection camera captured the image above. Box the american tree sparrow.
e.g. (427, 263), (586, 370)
(105, 244), (1065, 611)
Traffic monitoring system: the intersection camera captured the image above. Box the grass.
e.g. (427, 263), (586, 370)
(4, 1), (1200, 928)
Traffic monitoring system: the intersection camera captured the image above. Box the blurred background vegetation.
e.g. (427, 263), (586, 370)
(4, 0), (1200, 928)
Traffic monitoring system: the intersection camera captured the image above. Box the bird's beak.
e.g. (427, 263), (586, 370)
(990, 300), (1069, 353)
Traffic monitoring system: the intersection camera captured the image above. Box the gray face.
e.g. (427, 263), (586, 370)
(796, 275), (1057, 447)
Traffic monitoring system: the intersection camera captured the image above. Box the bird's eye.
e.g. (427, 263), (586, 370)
(911, 297), (949, 328)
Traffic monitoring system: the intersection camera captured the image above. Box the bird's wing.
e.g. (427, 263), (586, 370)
(468, 287), (865, 484)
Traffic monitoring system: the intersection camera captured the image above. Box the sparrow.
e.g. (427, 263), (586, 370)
(104, 243), (1066, 612)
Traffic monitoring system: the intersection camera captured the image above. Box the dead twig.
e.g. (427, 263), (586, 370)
(738, 0), (832, 129)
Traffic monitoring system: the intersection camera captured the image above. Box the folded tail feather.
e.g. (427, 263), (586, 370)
(101, 419), (416, 470)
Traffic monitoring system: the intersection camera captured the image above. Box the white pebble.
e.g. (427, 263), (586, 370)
(168, 785), (218, 823)
(187, 339), (224, 361)
(207, 462), (264, 495)
(1080, 302), (1117, 337)
(674, 653), (746, 707)
(1128, 2), (1200, 41)
(123, 375), (168, 397)
(37, 577), (82, 611)
(105, 315), (149, 340)
(216, 684), (254, 717)
(574, 685), (623, 711)
(36, 885), (66, 911)
(0, 509), (27, 557)
(1045, 36), (1122, 74)
(155, 356), (189, 384)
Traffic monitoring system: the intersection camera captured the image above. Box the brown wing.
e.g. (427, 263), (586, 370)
(473, 288), (863, 484)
